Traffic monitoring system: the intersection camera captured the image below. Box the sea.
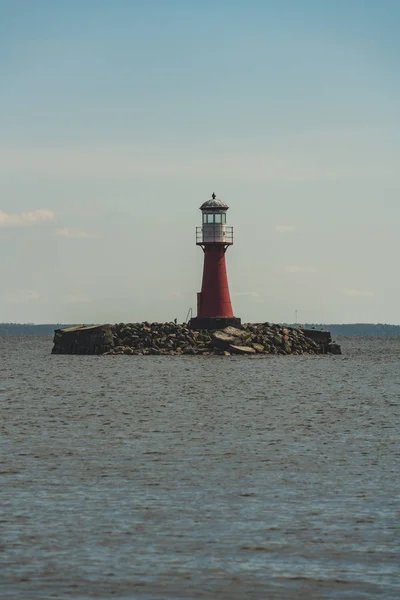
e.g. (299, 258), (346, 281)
(1, 335), (399, 600)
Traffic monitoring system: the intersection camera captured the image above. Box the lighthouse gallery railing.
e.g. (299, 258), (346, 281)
(196, 226), (233, 245)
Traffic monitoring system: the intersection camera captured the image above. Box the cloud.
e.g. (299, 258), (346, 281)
(0, 209), (55, 228)
(6, 290), (40, 303)
(66, 294), (91, 303)
(284, 265), (317, 274)
(342, 289), (373, 298)
(275, 225), (297, 233)
(55, 228), (94, 238)
(0, 127), (398, 183)
(234, 291), (261, 297)
(233, 291), (265, 303)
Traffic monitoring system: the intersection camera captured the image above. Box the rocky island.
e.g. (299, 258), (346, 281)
(51, 322), (341, 356)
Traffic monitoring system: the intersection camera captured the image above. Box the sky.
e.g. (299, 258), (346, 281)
(1, 0), (400, 324)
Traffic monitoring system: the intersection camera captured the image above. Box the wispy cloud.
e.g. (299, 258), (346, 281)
(55, 228), (94, 239)
(0, 128), (398, 182)
(233, 291), (265, 303)
(275, 225), (297, 233)
(66, 294), (91, 303)
(0, 209), (55, 228)
(6, 290), (40, 303)
(234, 291), (261, 297)
(342, 289), (373, 298)
(172, 291), (186, 299)
(284, 265), (317, 274)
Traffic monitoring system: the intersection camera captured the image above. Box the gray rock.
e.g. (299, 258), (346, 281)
(229, 345), (256, 354)
(283, 341), (292, 353)
(222, 326), (247, 338)
(252, 343), (265, 353)
(212, 330), (237, 349)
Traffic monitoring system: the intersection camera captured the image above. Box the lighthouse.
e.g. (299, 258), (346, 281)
(189, 193), (241, 330)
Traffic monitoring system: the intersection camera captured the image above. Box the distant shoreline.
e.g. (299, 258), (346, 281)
(1, 323), (400, 337)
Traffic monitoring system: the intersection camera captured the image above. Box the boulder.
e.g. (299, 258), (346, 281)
(283, 341), (292, 353)
(222, 326), (247, 339)
(229, 345), (256, 354)
(212, 330), (237, 349)
(252, 343), (265, 353)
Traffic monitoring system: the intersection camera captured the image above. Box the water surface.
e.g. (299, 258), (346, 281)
(1, 336), (399, 599)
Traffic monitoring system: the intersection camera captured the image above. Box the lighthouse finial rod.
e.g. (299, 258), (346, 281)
(212, 192), (216, 199)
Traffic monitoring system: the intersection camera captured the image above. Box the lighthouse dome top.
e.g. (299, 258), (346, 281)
(200, 193), (229, 211)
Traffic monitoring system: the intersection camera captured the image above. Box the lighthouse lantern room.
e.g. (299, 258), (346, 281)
(189, 193), (241, 330)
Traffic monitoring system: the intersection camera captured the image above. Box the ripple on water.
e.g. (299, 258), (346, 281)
(0, 335), (400, 599)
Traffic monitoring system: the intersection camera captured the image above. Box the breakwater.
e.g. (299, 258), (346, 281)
(52, 322), (341, 356)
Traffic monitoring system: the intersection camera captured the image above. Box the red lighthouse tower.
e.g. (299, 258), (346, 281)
(189, 193), (241, 330)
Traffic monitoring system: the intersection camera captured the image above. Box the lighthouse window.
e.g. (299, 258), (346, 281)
(214, 214), (222, 223)
(206, 214), (214, 223)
